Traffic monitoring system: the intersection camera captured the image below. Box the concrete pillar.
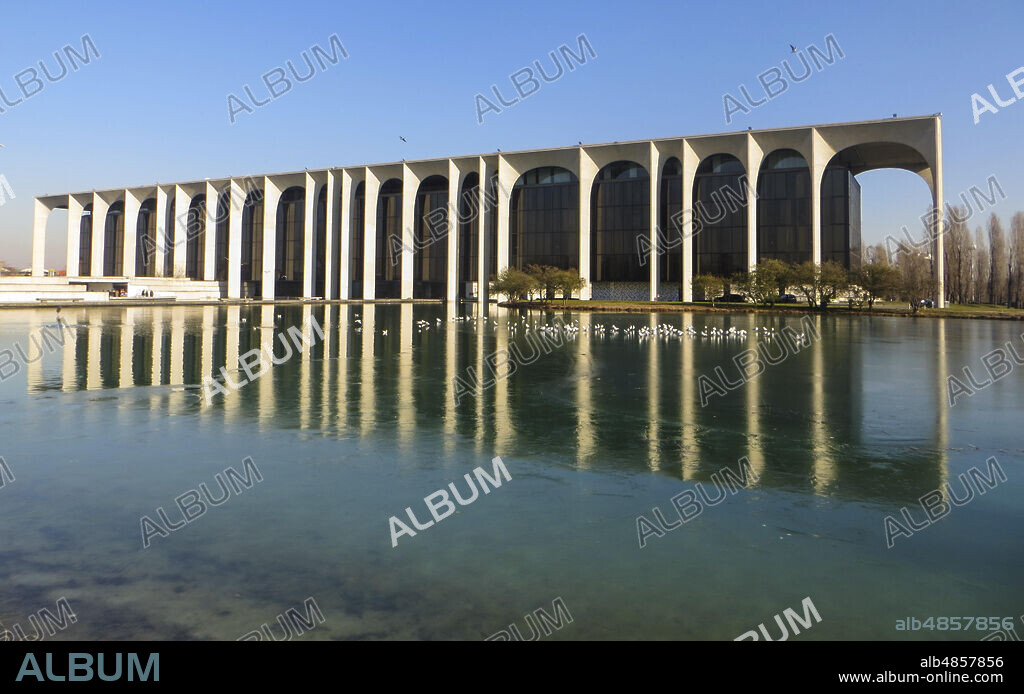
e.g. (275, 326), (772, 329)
(363, 169), (378, 300)
(810, 129), (827, 266)
(203, 182), (218, 281)
(124, 190), (141, 280)
(476, 157), (490, 313)
(338, 171), (352, 300)
(228, 179), (244, 298)
(496, 155), (511, 277)
(933, 118), (945, 308)
(66, 195), (83, 278)
(578, 149), (598, 300)
(303, 172), (316, 298)
(31, 199), (50, 276)
(325, 171), (338, 300)
(648, 143), (660, 300)
(173, 185), (189, 277)
(746, 134), (760, 272)
(401, 164), (415, 299)
(446, 160), (459, 302)
(262, 177), (282, 300)
(681, 140), (697, 302)
(91, 193), (109, 277)
(154, 187), (169, 277)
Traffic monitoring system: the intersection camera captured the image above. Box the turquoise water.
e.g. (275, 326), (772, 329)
(0, 304), (1021, 640)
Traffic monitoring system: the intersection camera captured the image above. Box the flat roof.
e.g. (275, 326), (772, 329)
(44, 114), (940, 198)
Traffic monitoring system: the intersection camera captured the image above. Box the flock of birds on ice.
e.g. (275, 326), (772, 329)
(341, 314), (794, 343)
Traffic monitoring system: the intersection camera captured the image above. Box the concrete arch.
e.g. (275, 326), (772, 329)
(413, 175), (449, 298)
(103, 201), (126, 277)
(590, 160), (650, 288)
(508, 165), (580, 271)
(756, 149), (812, 266)
(313, 183), (328, 297)
(691, 152), (748, 277)
(374, 177), (403, 298)
(347, 177), (366, 299)
(78, 203), (94, 277)
(136, 198), (157, 277)
(275, 186), (305, 298)
(240, 190), (264, 292)
(185, 195), (206, 280)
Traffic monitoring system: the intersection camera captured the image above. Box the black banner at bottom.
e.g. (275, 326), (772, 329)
(0, 641), (1016, 688)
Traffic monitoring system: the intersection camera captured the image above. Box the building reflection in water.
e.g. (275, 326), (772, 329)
(16, 304), (950, 504)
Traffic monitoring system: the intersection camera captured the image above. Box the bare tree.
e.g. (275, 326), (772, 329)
(944, 204), (971, 304)
(1010, 212), (1024, 308)
(975, 226), (990, 304)
(988, 213), (1008, 305)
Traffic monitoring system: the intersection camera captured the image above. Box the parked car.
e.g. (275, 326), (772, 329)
(778, 293), (798, 303)
(919, 298), (934, 308)
(714, 293), (748, 303)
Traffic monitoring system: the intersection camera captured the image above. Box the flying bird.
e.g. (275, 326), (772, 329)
(789, 44), (797, 53)
(399, 136), (407, 143)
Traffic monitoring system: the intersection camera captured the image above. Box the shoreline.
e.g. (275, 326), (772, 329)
(500, 300), (1024, 321)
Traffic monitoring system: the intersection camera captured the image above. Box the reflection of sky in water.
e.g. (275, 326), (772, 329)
(0, 305), (1021, 640)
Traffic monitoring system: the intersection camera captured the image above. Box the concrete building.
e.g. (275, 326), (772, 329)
(23, 115), (945, 306)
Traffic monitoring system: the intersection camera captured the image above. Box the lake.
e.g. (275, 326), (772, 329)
(0, 304), (1021, 640)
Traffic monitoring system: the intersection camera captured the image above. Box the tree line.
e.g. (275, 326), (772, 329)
(935, 206), (1024, 308)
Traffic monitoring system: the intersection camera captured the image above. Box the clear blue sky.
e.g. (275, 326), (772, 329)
(1, 0), (1022, 268)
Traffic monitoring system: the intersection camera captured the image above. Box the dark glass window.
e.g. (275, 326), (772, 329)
(660, 158), (682, 283)
(241, 191), (264, 287)
(757, 149), (810, 266)
(276, 187), (305, 297)
(79, 205), (93, 276)
(414, 175), (448, 299)
(510, 166), (579, 270)
(136, 199), (157, 277)
(486, 174), (498, 278)
(375, 178), (402, 298)
(103, 202), (125, 277)
(185, 195), (206, 280)
(692, 154), (747, 277)
(315, 186), (327, 297)
(592, 161), (649, 282)
(350, 182), (365, 298)
(821, 165), (861, 269)
(164, 200), (175, 277)
(459, 173), (480, 294)
(215, 193), (230, 281)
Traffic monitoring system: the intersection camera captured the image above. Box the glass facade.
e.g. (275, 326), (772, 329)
(375, 179), (402, 298)
(757, 149), (811, 266)
(241, 192), (263, 292)
(458, 173), (479, 295)
(215, 193), (229, 281)
(163, 200), (175, 278)
(486, 174), (497, 280)
(185, 195), (206, 280)
(350, 182), (364, 299)
(659, 158), (683, 284)
(276, 187), (305, 297)
(414, 176), (448, 299)
(821, 166), (862, 269)
(591, 161), (649, 282)
(136, 199), (157, 277)
(692, 154), (748, 277)
(315, 186), (327, 297)
(102, 202), (125, 277)
(79, 205), (93, 276)
(510, 167), (578, 270)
